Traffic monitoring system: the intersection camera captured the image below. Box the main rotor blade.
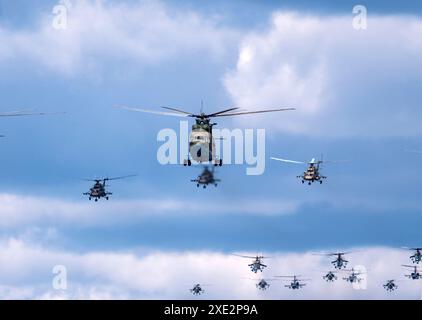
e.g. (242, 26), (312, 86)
(232, 253), (257, 259)
(105, 174), (137, 181)
(207, 107), (240, 117)
(0, 110), (65, 117)
(115, 106), (190, 117)
(270, 157), (305, 164)
(402, 247), (422, 251)
(161, 106), (195, 115)
(213, 108), (295, 117)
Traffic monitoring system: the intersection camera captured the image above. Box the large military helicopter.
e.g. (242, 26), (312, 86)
(191, 166), (220, 188)
(83, 175), (136, 201)
(233, 254), (268, 273)
(402, 265), (422, 280)
(342, 268), (365, 284)
(271, 155), (345, 185)
(314, 252), (350, 269)
(116, 105), (294, 166)
(402, 247), (422, 264)
(383, 280), (398, 292)
(322, 270), (339, 282)
(275, 275), (309, 290)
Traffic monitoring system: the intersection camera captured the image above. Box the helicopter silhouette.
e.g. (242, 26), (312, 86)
(191, 166), (220, 188)
(275, 275), (309, 290)
(233, 254), (268, 273)
(83, 175), (136, 201)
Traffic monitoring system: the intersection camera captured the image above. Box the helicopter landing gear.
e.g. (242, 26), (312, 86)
(301, 180), (304, 184)
(203, 185), (206, 189)
(308, 182), (311, 185)
(106, 197), (109, 200)
(95, 198), (98, 202)
(197, 184), (199, 187)
(214, 159), (222, 166)
(214, 184), (218, 187)
(320, 180), (323, 184)
(89, 197), (91, 200)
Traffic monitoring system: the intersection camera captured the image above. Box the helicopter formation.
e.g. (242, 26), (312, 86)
(189, 247), (422, 295)
(2, 102), (420, 299)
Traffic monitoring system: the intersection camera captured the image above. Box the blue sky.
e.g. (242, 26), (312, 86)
(0, 0), (422, 299)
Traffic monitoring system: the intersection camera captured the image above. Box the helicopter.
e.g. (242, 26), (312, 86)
(255, 279), (271, 291)
(275, 275), (309, 290)
(83, 175), (136, 201)
(116, 104), (294, 166)
(342, 268), (365, 284)
(322, 270), (338, 282)
(191, 166), (220, 188)
(233, 254), (268, 273)
(402, 265), (422, 280)
(243, 278), (273, 290)
(190, 284), (206, 296)
(271, 155), (345, 185)
(402, 247), (422, 264)
(314, 252), (350, 269)
(383, 280), (398, 292)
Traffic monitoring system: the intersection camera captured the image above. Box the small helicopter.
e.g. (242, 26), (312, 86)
(402, 265), (422, 280)
(402, 247), (422, 264)
(342, 268), (365, 284)
(314, 252), (350, 269)
(243, 278), (273, 291)
(116, 104), (294, 166)
(383, 280), (398, 292)
(275, 275), (309, 290)
(83, 175), (136, 201)
(191, 166), (220, 188)
(190, 284), (207, 296)
(255, 279), (271, 291)
(322, 270), (338, 282)
(271, 155), (344, 185)
(233, 254), (268, 273)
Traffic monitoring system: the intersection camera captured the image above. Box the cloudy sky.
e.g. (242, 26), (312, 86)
(0, 0), (422, 299)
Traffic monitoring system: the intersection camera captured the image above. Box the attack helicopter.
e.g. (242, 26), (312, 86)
(233, 254), (268, 273)
(322, 270), (338, 282)
(271, 155), (345, 185)
(402, 265), (422, 280)
(255, 279), (271, 291)
(83, 175), (136, 201)
(116, 105), (294, 166)
(402, 247), (422, 264)
(314, 252), (350, 269)
(275, 275), (309, 290)
(191, 166), (220, 188)
(342, 268), (365, 284)
(383, 280), (398, 292)
(190, 284), (206, 296)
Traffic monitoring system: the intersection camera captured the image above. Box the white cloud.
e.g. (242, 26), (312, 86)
(224, 12), (422, 137)
(0, 238), (420, 299)
(0, 193), (297, 227)
(0, 0), (238, 75)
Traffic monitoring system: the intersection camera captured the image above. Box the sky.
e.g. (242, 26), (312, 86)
(0, 0), (422, 299)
